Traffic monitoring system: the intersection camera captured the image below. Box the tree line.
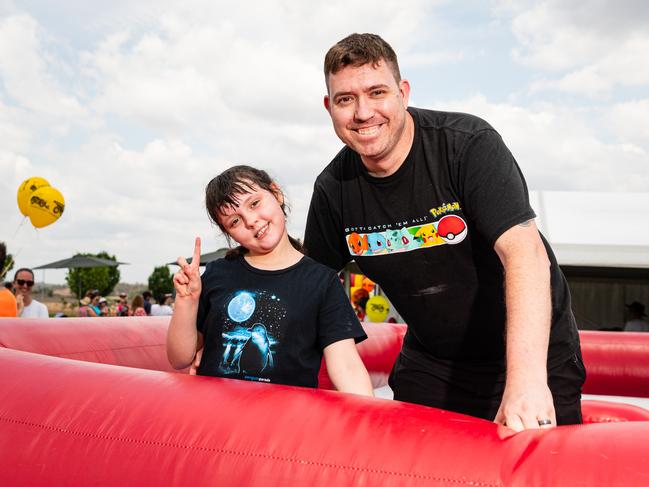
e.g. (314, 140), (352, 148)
(66, 251), (174, 301)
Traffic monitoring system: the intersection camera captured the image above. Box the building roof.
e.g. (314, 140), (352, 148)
(531, 191), (649, 269)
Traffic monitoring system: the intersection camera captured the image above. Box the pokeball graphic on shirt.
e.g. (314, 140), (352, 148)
(436, 215), (467, 244)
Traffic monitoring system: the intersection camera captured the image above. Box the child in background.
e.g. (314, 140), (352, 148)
(117, 292), (130, 316)
(130, 294), (147, 317)
(167, 165), (373, 395)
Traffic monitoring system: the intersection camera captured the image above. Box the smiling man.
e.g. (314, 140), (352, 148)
(13, 268), (49, 318)
(304, 33), (585, 431)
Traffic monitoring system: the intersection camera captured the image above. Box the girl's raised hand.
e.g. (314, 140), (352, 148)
(173, 237), (202, 300)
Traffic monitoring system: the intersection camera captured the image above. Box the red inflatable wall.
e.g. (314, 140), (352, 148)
(580, 330), (649, 397)
(3, 319), (648, 398)
(2, 346), (649, 486)
(0, 316), (175, 372)
(1, 318), (649, 486)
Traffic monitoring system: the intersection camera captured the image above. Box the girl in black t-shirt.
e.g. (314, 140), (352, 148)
(167, 165), (373, 395)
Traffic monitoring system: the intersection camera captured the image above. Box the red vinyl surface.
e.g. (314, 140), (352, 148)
(1, 318), (649, 485)
(2, 347), (649, 486)
(580, 330), (649, 397)
(581, 399), (649, 423)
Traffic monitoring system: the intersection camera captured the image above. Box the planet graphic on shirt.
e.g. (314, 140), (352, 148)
(228, 292), (256, 322)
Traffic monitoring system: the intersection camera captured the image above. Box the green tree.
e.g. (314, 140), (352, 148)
(148, 265), (174, 303)
(1, 253), (14, 281)
(66, 251), (121, 299)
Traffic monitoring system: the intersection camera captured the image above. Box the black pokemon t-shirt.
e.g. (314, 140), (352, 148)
(196, 255), (366, 388)
(304, 107), (579, 369)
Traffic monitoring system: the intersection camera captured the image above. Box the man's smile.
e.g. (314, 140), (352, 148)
(355, 125), (382, 136)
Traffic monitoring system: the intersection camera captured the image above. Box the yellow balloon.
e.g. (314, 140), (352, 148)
(27, 186), (65, 228)
(365, 295), (390, 322)
(17, 177), (50, 216)
(353, 274), (363, 288)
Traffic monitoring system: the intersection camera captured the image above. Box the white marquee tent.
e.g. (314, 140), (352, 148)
(531, 191), (649, 330)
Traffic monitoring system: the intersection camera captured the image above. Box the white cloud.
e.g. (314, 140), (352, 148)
(501, 1), (649, 95)
(401, 50), (465, 67)
(0, 14), (86, 117)
(0, 98), (31, 152)
(1, 1), (647, 284)
(529, 35), (649, 96)
(608, 99), (649, 144)
(435, 94), (649, 192)
(79, 0), (436, 136)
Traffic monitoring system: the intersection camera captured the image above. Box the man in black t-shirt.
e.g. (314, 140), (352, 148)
(304, 33), (585, 431)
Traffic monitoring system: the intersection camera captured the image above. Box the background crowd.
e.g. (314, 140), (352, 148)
(72, 289), (175, 318)
(1, 240), (647, 331)
(0, 243), (174, 319)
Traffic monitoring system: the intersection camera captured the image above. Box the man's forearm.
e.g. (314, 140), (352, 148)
(493, 220), (556, 430)
(503, 245), (551, 385)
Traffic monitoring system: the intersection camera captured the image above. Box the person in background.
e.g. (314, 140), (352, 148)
(98, 297), (111, 316)
(116, 292), (130, 316)
(13, 268), (49, 318)
(624, 302), (649, 332)
(0, 242), (17, 317)
(88, 292), (102, 316)
(77, 290), (99, 317)
(77, 297), (94, 317)
(130, 294), (147, 316)
(151, 293), (174, 316)
(142, 290), (153, 315)
(351, 287), (369, 321)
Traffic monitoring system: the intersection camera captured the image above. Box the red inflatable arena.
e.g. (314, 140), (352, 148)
(1, 317), (649, 486)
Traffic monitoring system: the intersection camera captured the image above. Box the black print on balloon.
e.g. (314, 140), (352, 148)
(53, 200), (65, 214)
(31, 195), (49, 208)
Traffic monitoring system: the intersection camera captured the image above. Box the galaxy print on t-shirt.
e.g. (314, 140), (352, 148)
(219, 289), (286, 381)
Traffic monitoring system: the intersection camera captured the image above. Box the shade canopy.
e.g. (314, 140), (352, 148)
(168, 248), (228, 267)
(34, 254), (128, 269)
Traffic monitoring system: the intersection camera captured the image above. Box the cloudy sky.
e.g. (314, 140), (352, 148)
(1, 0), (648, 284)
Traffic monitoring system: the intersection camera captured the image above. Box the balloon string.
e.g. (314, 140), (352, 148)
(12, 217), (27, 238)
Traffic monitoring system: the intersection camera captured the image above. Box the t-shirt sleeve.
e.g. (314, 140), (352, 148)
(455, 129), (536, 245)
(304, 176), (351, 273)
(0, 290), (17, 317)
(317, 273), (367, 350)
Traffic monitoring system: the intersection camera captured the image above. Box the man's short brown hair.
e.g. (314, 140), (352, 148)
(324, 33), (401, 88)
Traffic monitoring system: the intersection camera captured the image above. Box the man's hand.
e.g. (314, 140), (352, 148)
(174, 237), (202, 301)
(494, 379), (556, 432)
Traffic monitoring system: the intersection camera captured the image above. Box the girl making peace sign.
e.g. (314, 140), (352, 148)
(166, 165), (373, 395)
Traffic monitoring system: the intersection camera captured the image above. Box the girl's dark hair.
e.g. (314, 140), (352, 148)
(205, 165), (302, 256)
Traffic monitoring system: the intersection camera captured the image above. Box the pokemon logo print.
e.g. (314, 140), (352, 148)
(219, 290), (286, 381)
(346, 211), (467, 258)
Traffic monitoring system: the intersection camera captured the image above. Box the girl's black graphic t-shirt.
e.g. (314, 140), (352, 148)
(196, 255), (366, 388)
